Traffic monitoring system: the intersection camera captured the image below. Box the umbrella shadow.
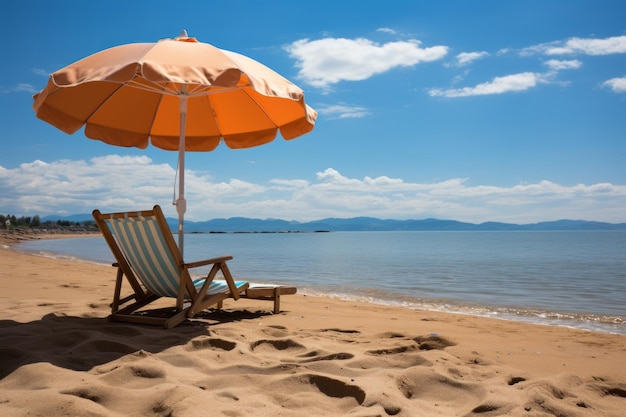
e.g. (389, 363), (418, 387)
(0, 309), (270, 379)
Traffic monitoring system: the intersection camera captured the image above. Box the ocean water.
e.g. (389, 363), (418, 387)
(15, 230), (626, 335)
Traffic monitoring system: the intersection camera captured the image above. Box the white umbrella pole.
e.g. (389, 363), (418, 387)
(176, 88), (188, 256)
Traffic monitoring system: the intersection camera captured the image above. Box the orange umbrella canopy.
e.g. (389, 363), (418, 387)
(33, 32), (317, 151)
(33, 31), (316, 254)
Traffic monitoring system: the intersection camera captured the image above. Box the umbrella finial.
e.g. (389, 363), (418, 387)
(175, 30), (197, 43)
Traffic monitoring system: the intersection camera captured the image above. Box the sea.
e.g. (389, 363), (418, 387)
(14, 230), (626, 335)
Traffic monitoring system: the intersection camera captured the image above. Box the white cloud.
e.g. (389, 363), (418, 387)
(269, 179), (310, 189)
(1, 83), (38, 94)
(429, 72), (540, 98)
(1, 157), (625, 224)
(32, 68), (50, 77)
(0, 156), (261, 220)
(549, 35), (626, 55)
(285, 37), (448, 89)
(602, 76), (626, 93)
(455, 51), (489, 66)
(544, 59), (582, 71)
(315, 104), (369, 119)
(432, 58), (583, 99)
(523, 35), (626, 56)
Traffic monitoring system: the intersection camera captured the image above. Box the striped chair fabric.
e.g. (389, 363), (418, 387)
(105, 214), (241, 298)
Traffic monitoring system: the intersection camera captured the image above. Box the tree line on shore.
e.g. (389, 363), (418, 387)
(1, 214), (96, 230)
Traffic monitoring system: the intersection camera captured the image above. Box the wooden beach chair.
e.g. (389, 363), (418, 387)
(92, 205), (249, 328)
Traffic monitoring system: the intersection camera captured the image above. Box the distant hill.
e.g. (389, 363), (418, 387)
(172, 217), (626, 232)
(42, 214), (626, 232)
(41, 214), (95, 223)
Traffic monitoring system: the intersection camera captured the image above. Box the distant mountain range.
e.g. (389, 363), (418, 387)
(42, 214), (626, 232)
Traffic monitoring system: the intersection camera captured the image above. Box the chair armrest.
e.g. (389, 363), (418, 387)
(184, 255), (233, 270)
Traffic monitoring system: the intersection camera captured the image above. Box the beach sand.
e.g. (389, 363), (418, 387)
(1, 231), (625, 416)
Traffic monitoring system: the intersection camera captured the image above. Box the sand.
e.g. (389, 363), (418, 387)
(1, 231), (625, 416)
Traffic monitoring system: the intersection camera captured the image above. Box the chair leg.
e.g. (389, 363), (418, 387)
(273, 287), (281, 314)
(111, 267), (124, 313)
(243, 286), (296, 314)
(164, 309), (189, 329)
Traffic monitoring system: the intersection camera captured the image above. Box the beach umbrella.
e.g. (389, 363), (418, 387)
(33, 31), (317, 255)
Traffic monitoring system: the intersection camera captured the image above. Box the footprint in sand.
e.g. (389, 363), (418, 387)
(250, 338), (306, 352)
(413, 334), (456, 350)
(351, 355), (431, 371)
(592, 384), (626, 398)
(397, 367), (485, 405)
(468, 402), (514, 415)
(129, 365), (165, 379)
(379, 331), (407, 339)
(216, 391), (239, 401)
(189, 337), (237, 351)
(515, 377), (613, 416)
(260, 325), (290, 338)
(320, 328), (361, 334)
(98, 363), (166, 389)
(508, 376), (526, 385)
(60, 388), (102, 404)
(366, 345), (418, 355)
(298, 352), (355, 363)
(314, 328), (362, 344)
(280, 373), (366, 405)
(352, 344), (431, 370)
(151, 402), (173, 415)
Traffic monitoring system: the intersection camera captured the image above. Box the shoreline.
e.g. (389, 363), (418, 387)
(6, 230), (626, 336)
(1, 242), (625, 415)
(0, 228), (99, 246)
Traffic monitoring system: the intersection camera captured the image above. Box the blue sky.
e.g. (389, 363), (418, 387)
(1, 1), (625, 224)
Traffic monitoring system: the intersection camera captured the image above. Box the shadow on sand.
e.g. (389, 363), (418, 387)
(0, 309), (270, 378)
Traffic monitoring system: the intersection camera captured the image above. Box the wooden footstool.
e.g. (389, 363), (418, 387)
(243, 285), (297, 314)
